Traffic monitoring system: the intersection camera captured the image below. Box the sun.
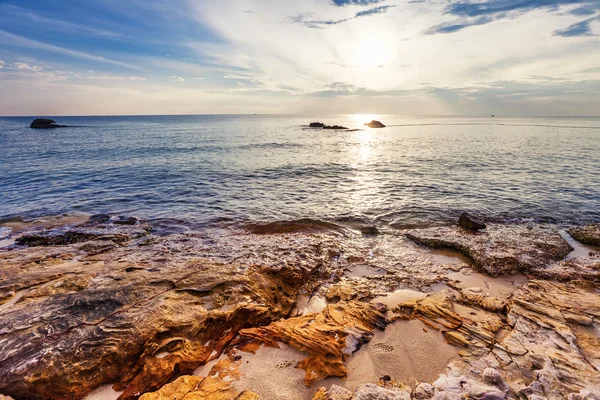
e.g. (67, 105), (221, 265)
(352, 37), (391, 68)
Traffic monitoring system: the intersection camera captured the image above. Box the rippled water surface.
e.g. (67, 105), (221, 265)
(1, 115), (599, 227)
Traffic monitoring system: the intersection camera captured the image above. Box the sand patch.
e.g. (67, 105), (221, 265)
(232, 343), (316, 400)
(321, 319), (459, 390)
(83, 384), (122, 400)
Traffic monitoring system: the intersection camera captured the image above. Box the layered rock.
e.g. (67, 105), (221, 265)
(0, 217), (341, 400)
(406, 224), (572, 276)
(235, 301), (388, 385)
(393, 280), (600, 398)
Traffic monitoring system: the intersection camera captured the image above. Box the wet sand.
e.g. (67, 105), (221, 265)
(320, 319), (459, 391)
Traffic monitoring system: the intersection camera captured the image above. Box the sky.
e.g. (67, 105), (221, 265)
(0, 0), (599, 116)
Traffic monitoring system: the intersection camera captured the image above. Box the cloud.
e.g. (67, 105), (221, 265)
(88, 75), (147, 80)
(170, 76), (185, 82)
(554, 16), (599, 36)
(293, 5), (395, 27)
(14, 62), (45, 72)
(446, 0), (589, 18)
(331, 0), (385, 5)
(427, 0), (596, 34)
(193, 77), (206, 80)
(0, 60), (4, 69)
(0, 30), (143, 71)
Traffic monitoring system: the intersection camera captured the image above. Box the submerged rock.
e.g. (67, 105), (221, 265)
(15, 214), (151, 246)
(364, 120), (386, 128)
(406, 224), (572, 276)
(458, 212), (486, 231)
(569, 224), (600, 246)
(324, 125), (349, 130)
(30, 118), (69, 128)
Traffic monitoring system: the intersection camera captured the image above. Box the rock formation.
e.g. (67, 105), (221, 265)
(0, 216), (342, 400)
(406, 224), (572, 276)
(2, 216), (600, 399)
(30, 119), (69, 129)
(323, 125), (349, 130)
(569, 223), (600, 246)
(458, 212), (486, 231)
(364, 120), (386, 128)
(310, 122), (325, 128)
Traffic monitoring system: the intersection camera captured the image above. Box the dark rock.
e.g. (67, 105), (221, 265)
(458, 212), (486, 231)
(359, 226), (380, 236)
(309, 122), (325, 128)
(16, 215), (151, 246)
(30, 119), (69, 129)
(323, 125), (348, 130)
(568, 224), (600, 246)
(364, 120), (386, 128)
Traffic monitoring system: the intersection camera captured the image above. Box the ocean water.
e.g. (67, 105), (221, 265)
(1, 114), (599, 229)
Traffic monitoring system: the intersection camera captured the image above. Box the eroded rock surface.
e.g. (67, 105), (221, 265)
(394, 280), (600, 398)
(0, 217), (342, 400)
(569, 224), (600, 246)
(236, 301), (388, 385)
(406, 224), (572, 276)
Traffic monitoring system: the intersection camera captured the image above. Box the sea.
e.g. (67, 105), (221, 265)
(1, 114), (599, 231)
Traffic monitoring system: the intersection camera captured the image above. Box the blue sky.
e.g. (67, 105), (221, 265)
(0, 0), (599, 116)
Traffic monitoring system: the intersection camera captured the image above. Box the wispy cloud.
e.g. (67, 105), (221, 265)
(88, 75), (147, 80)
(292, 5), (395, 27)
(0, 30), (144, 71)
(170, 76), (185, 82)
(331, 0), (385, 5)
(554, 16), (599, 36)
(0, 60), (5, 69)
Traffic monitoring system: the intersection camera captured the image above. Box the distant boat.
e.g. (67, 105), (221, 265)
(491, 115), (495, 117)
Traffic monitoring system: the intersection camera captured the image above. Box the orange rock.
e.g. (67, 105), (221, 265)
(236, 301), (387, 385)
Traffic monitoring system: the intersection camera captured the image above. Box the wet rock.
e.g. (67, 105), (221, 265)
(0, 230), (339, 400)
(15, 215), (151, 246)
(360, 226), (380, 236)
(364, 120), (386, 128)
(569, 224), (600, 246)
(30, 118), (69, 128)
(324, 125), (349, 130)
(354, 383), (411, 400)
(236, 301), (388, 385)
(310, 122), (325, 128)
(406, 224), (572, 276)
(246, 218), (345, 235)
(458, 212), (486, 231)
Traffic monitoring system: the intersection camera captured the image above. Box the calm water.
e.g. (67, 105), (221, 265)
(1, 115), (599, 229)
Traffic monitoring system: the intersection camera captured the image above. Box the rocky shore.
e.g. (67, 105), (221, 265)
(0, 215), (599, 399)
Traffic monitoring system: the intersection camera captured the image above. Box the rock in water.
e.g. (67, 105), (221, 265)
(406, 224), (572, 276)
(458, 212), (486, 231)
(30, 119), (68, 129)
(323, 125), (349, 130)
(364, 120), (386, 128)
(568, 224), (600, 246)
(309, 122), (325, 128)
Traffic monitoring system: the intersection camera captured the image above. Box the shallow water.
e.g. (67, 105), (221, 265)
(1, 115), (600, 229)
